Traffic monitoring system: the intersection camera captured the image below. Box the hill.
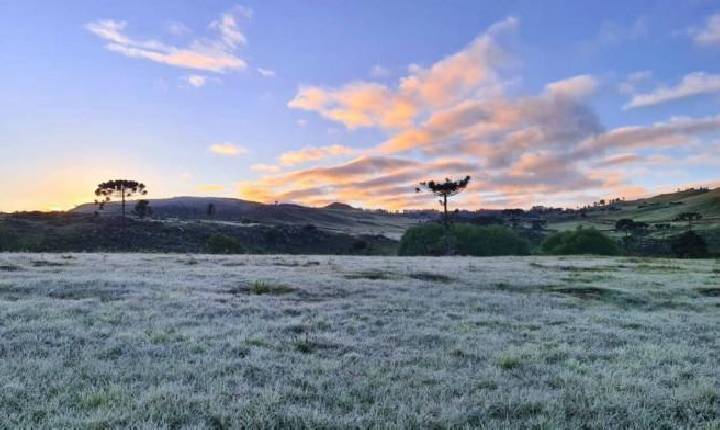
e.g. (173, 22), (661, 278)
(547, 187), (720, 232)
(71, 197), (416, 239)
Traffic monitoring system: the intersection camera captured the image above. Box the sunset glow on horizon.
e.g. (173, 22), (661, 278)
(2, 1), (720, 212)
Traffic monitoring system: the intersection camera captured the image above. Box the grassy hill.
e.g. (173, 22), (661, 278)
(71, 196), (417, 239)
(548, 187), (720, 235)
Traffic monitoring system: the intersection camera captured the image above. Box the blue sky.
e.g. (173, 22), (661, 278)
(1, 0), (719, 210)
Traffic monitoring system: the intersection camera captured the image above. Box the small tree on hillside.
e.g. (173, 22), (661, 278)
(95, 179), (148, 219)
(415, 176), (471, 226)
(676, 211), (703, 229)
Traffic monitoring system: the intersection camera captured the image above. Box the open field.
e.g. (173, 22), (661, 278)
(1, 254), (720, 428)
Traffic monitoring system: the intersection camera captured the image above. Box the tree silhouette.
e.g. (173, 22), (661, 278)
(133, 199), (152, 218)
(95, 179), (147, 219)
(207, 203), (216, 218)
(415, 176), (471, 226)
(676, 211), (702, 229)
(671, 230), (708, 258)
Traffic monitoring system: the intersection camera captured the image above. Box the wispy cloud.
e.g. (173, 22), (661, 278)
(257, 67), (276, 77)
(618, 70), (652, 95)
(370, 64), (389, 78)
(209, 143), (247, 156)
(279, 144), (354, 166)
(251, 163), (281, 174)
(86, 6), (251, 73)
(624, 72), (720, 109)
(690, 13), (720, 46)
(166, 21), (191, 37)
(185, 74), (208, 87)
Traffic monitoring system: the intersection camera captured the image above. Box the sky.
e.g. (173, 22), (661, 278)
(1, 0), (720, 211)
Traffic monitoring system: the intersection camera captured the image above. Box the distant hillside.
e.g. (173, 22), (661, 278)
(71, 196), (417, 239)
(580, 187), (720, 223)
(548, 187), (720, 245)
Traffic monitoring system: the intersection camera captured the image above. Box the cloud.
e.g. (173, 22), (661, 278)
(185, 74), (207, 87)
(596, 17), (649, 45)
(691, 13), (720, 46)
(251, 163), (281, 174)
(287, 17), (518, 130)
(624, 72), (720, 109)
(244, 17), (718, 209)
(579, 115), (720, 155)
(167, 21), (191, 37)
(209, 143), (247, 156)
(296, 119), (307, 128)
(594, 153), (644, 167)
(86, 6), (251, 73)
(279, 144), (354, 165)
(545, 75), (598, 99)
(618, 70), (652, 95)
(257, 67), (276, 77)
(238, 156), (479, 208)
(370, 65), (389, 78)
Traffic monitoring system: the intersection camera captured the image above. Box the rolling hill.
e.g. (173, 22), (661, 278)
(548, 187), (720, 235)
(71, 196), (418, 239)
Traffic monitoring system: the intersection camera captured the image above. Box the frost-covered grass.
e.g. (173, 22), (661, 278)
(1, 253), (719, 428)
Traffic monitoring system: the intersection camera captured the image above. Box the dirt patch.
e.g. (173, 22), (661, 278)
(0, 264), (23, 272)
(31, 260), (68, 268)
(530, 263), (612, 272)
(548, 286), (616, 300)
(345, 270), (399, 280)
(47, 285), (129, 301)
(696, 287), (720, 297)
(408, 272), (455, 283)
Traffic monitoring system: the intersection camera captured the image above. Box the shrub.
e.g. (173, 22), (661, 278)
(453, 224), (530, 256)
(542, 228), (619, 255)
(398, 223), (448, 256)
(207, 234), (244, 254)
(398, 223), (530, 256)
(671, 231), (708, 258)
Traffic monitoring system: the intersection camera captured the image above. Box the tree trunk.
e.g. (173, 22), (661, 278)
(442, 194), (451, 255)
(443, 194), (448, 226)
(121, 186), (126, 220)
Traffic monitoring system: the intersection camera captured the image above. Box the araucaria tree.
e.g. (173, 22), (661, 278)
(416, 176), (471, 225)
(95, 179), (148, 219)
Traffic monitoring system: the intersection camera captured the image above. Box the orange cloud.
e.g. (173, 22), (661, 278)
(279, 144), (354, 165)
(287, 17), (517, 131)
(209, 143), (247, 156)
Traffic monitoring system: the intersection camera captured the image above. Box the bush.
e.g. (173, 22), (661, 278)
(207, 233), (244, 254)
(671, 231), (708, 258)
(541, 228), (619, 255)
(453, 224), (530, 256)
(398, 223), (530, 256)
(398, 223), (448, 256)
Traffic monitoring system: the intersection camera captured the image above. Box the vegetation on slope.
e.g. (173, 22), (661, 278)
(0, 213), (397, 255)
(542, 228), (619, 256)
(398, 223), (530, 256)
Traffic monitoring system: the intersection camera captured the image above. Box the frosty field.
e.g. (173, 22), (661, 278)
(1, 253), (719, 428)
